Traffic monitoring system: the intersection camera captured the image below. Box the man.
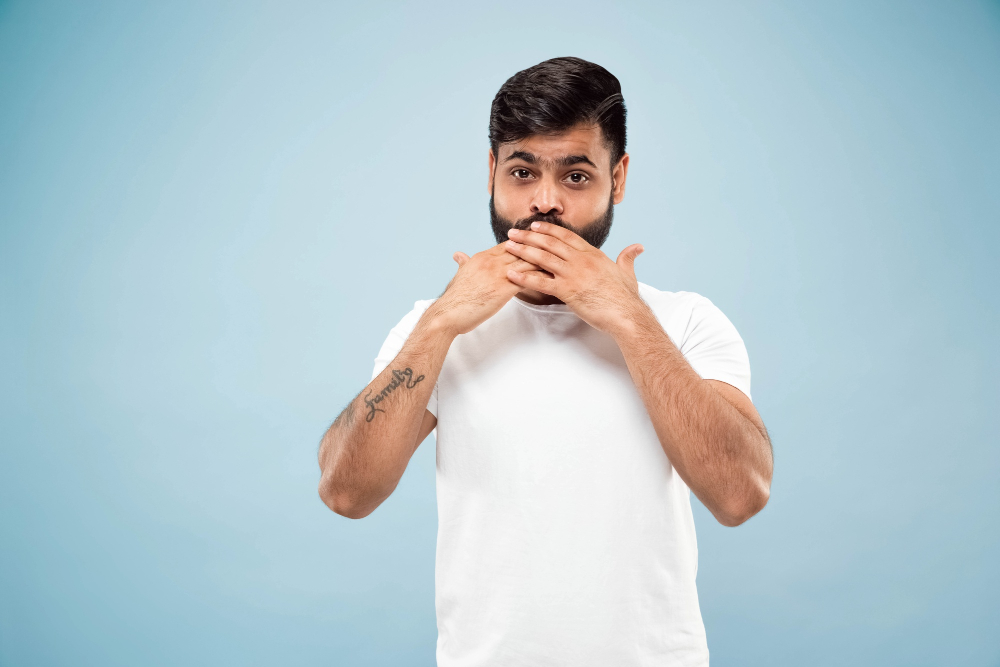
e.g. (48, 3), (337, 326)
(318, 56), (773, 666)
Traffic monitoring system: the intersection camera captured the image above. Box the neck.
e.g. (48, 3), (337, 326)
(514, 288), (563, 306)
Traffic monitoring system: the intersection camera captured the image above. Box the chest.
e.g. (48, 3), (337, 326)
(434, 307), (668, 495)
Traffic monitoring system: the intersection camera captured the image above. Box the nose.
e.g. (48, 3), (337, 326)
(529, 177), (564, 217)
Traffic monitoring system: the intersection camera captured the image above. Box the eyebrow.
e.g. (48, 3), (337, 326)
(503, 151), (598, 169)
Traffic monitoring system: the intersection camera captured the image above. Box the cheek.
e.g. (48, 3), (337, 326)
(493, 185), (531, 218)
(565, 190), (610, 224)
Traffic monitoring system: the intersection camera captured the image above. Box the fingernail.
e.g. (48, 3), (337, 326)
(506, 239), (517, 247)
(507, 228), (518, 236)
(531, 222), (540, 230)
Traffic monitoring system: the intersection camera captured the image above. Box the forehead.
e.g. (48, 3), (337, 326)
(497, 123), (611, 168)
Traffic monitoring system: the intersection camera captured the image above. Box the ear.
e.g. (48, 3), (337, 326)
(487, 149), (497, 195)
(612, 153), (630, 204)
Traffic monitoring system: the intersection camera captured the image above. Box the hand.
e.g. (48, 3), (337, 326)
(502, 221), (648, 336)
(427, 243), (544, 337)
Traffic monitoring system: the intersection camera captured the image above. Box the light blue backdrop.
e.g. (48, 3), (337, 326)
(2, 1), (998, 665)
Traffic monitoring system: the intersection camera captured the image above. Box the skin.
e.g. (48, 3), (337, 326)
(318, 122), (773, 526)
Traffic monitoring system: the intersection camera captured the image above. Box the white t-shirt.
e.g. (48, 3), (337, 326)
(371, 281), (752, 667)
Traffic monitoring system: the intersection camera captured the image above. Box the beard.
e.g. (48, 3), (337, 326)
(489, 188), (615, 249)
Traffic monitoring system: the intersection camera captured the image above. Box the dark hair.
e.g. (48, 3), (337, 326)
(489, 57), (627, 167)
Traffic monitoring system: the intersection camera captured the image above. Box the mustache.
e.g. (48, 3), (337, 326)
(512, 213), (574, 232)
(489, 191), (614, 249)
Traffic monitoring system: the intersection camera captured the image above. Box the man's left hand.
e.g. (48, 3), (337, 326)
(503, 221), (648, 336)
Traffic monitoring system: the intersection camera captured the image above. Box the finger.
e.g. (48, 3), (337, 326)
(615, 244), (644, 279)
(510, 258), (542, 273)
(504, 239), (566, 274)
(506, 268), (558, 294)
(499, 249), (540, 271)
(453, 251), (471, 267)
(506, 227), (574, 260)
(524, 220), (592, 251)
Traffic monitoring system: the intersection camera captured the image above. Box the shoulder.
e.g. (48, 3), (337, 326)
(377, 298), (439, 345)
(637, 281), (704, 305)
(639, 283), (752, 397)
(637, 282), (712, 321)
(637, 282), (744, 346)
(394, 297), (438, 327)
(374, 298), (439, 364)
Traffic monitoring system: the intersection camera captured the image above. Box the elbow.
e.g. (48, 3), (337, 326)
(317, 435), (373, 520)
(714, 483), (770, 528)
(318, 474), (374, 520)
(714, 448), (773, 527)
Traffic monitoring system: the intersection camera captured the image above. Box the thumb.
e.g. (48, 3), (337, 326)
(453, 251), (471, 267)
(616, 243), (644, 277)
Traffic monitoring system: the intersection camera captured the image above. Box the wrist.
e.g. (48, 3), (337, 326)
(607, 296), (659, 342)
(420, 302), (461, 342)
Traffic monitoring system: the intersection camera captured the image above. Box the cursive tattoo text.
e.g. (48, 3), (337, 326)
(364, 367), (425, 422)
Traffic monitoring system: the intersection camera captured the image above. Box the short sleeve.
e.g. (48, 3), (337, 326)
(678, 294), (752, 402)
(371, 299), (439, 418)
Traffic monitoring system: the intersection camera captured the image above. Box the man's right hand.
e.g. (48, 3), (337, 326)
(427, 244), (542, 336)
(318, 245), (537, 518)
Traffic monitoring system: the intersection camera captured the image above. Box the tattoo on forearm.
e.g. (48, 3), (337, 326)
(364, 367), (425, 422)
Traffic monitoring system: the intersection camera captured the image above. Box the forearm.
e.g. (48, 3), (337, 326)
(611, 302), (771, 525)
(318, 308), (454, 517)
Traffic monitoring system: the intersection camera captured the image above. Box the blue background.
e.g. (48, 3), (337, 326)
(2, 1), (998, 665)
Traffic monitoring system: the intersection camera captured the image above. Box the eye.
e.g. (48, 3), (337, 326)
(566, 172), (588, 184)
(512, 168), (532, 179)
